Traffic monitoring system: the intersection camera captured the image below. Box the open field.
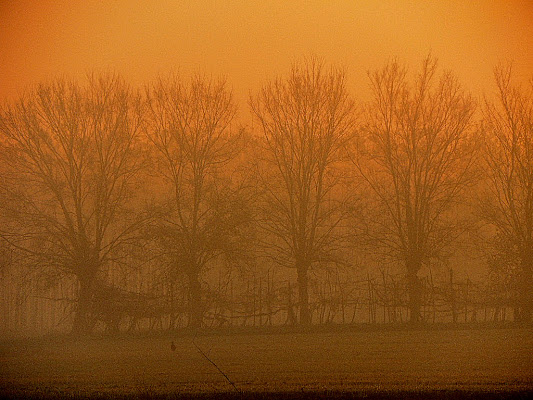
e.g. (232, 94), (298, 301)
(1, 326), (532, 398)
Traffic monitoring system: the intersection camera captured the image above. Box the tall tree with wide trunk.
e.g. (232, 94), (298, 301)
(144, 73), (248, 328)
(250, 58), (357, 325)
(0, 74), (145, 334)
(480, 64), (533, 322)
(356, 56), (476, 323)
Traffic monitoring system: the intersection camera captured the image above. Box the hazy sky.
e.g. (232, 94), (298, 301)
(1, 0), (532, 104)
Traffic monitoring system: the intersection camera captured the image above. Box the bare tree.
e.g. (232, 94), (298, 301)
(250, 58), (357, 325)
(355, 56), (476, 323)
(480, 64), (533, 322)
(0, 74), (145, 334)
(144, 73), (250, 328)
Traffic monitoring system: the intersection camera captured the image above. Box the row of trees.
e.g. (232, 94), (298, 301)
(0, 56), (531, 335)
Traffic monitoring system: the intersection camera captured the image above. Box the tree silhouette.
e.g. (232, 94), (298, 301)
(356, 56), (476, 323)
(480, 64), (533, 322)
(144, 73), (250, 328)
(0, 74), (145, 334)
(250, 58), (357, 325)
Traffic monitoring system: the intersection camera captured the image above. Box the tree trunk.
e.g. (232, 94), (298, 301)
(450, 268), (458, 323)
(518, 255), (532, 323)
(187, 271), (203, 328)
(297, 262), (311, 325)
(72, 277), (96, 335)
(406, 261), (422, 324)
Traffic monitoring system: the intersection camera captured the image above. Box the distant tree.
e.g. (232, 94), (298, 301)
(483, 233), (520, 318)
(355, 56), (476, 323)
(144, 73), (251, 328)
(250, 58), (357, 325)
(480, 64), (533, 322)
(0, 74), (145, 334)
(0, 143), (10, 274)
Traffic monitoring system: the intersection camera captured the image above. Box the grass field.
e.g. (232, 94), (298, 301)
(1, 326), (532, 398)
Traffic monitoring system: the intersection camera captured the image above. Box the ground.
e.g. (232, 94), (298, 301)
(0, 326), (532, 398)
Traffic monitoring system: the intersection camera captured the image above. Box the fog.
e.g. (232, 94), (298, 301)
(1, 1), (533, 102)
(0, 1), (532, 398)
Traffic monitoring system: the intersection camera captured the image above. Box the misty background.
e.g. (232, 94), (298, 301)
(0, 1), (532, 338)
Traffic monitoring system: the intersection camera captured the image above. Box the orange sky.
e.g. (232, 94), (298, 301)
(1, 0), (532, 105)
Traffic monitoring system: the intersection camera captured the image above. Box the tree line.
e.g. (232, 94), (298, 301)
(0, 55), (531, 335)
